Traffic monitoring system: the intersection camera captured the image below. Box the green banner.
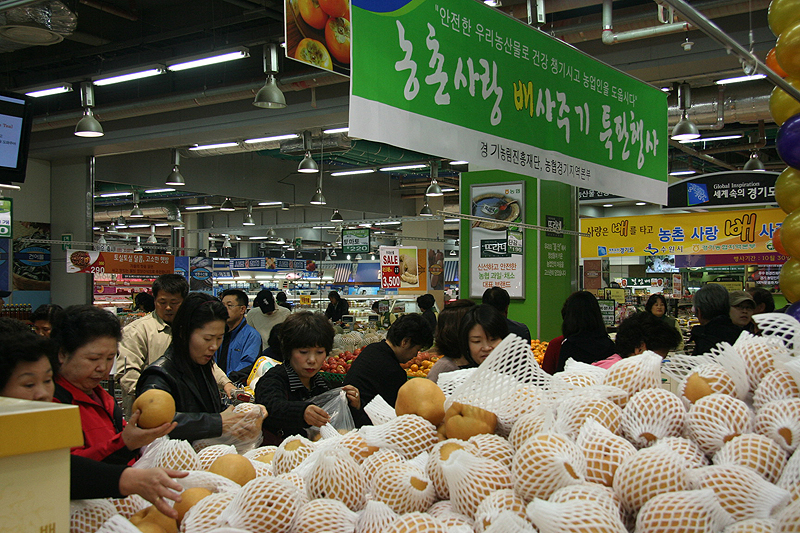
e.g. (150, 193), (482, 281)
(350, 0), (668, 203)
(342, 228), (370, 253)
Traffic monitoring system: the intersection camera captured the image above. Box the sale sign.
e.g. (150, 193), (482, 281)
(380, 246), (401, 289)
(66, 250), (175, 276)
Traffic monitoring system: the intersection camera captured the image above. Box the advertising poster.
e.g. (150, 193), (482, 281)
(581, 208), (786, 258)
(190, 256), (213, 293)
(173, 256), (190, 280)
(469, 181), (525, 298)
(672, 273), (683, 297)
(380, 246), (400, 289)
(285, 0), (351, 76)
(350, 0), (668, 203)
(13, 221), (50, 291)
(0, 198), (11, 238)
(66, 251), (175, 276)
(397, 246), (423, 291)
(667, 171), (778, 209)
(427, 248), (445, 290)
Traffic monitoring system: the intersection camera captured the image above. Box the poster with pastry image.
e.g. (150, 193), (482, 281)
(397, 246), (428, 292)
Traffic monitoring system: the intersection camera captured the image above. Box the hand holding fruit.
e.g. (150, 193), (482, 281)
(122, 409), (177, 451)
(118, 467), (187, 519)
(304, 404), (331, 427)
(220, 405), (251, 437)
(342, 384), (361, 409)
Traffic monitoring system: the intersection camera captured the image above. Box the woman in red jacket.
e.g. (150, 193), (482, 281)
(52, 305), (173, 465)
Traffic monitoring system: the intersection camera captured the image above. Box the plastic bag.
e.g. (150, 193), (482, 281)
(306, 388), (355, 440)
(246, 355), (280, 391)
(193, 403), (265, 454)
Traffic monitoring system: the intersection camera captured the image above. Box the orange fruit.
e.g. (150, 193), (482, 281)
(132, 389), (176, 429)
(173, 487), (212, 525)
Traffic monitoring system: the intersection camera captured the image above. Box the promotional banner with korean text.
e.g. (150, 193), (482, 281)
(66, 251), (175, 276)
(350, 0), (668, 203)
(580, 208), (786, 258)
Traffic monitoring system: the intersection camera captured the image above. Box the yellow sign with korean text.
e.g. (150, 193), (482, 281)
(580, 208), (785, 258)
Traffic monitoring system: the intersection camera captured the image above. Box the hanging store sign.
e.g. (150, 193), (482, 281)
(675, 252), (790, 267)
(580, 208), (786, 258)
(0, 198), (11, 238)
(350, 0), (668, 203)
(667, 171), (779, 208)
(66, 251), (175, 276)
(190, 256), (213, 292)
(342, 228), (370, 253)
(284, 0), (351, 77)
(380, 246), (401, 289)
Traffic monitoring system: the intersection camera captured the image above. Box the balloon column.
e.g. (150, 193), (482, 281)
(768, 0), (800, 305)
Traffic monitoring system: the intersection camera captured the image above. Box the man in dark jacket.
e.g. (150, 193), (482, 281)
(690, 284), (744, 355)
(482, 286), (531, 342)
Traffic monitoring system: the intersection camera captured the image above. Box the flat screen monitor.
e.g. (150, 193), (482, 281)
(0, 90), (33, 184)
(645, 255), (678, 273)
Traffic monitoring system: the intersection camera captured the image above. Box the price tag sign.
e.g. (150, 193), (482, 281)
(380, 246), (401, 289)
(342, 228), (370, 253)
(300, 295), (311, 305)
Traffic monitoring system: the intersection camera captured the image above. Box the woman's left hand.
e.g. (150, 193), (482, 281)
(343, 385), (361, 410)
(121, 410), (177, 451)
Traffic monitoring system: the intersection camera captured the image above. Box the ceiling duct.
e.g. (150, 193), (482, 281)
(667, 82), (771, 127)
(279, 133), (352, 156)
(0, 1), (76, 51)
(94, 202), (180, 223)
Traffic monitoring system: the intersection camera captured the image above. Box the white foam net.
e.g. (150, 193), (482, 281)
(526, 497), (627, 533)
(197, 445), (238, 471)
(334, 430), (379, 465)
(359, 414), (438, 459)
(157, 439), (201, 471)
(654, 436), (710, 467)
(437, 367), (479, 398)
(552, 393), (622, 440)
(687, 393), (755, 456)
(679, 363), (739, 408)
(481, 510), (537, 533)
(713, 433), (788, 484)
(752, 313), (800, 353)
(512, 432), (586, 502)
(276, 472), (306, 503)
(635, 489), (733, 533)
(612, 443), (690, 513)
(371, 461), (437, 514)
(95, 515), (140, 533)
(602, 351), (663, 407)
(754, 399), (800, 453)
(109, 494), (149, 519)
(426, 439), (478, 500)
(621, 387), (686, 448)
(688, 464), (792, 522)
(354, 500), (399, 533)
(722, 518), (778, 533)
(777, 447), (800, 502)
(474, 488), (529, 532)
(562, 359), (608, 385)
(361, 448), (405, 486)
(508, 408), (555, 450)
(549, 483), (622, 521)
(754, 369), (800, 411)
(777, 499), (800, 532)
(220, 476), (302, 533)
(384, 512), (447, 533)
(468, 432), (515, 469)
(177, 471), (245, 494)
(363, 394), (397, 426)
(736, 333), (789, 393)
(272, 436), (315, 475)
(442, 449), (514, 518)
(302, 446), (368, 511)
(577, 419), (637, 487)
(70, 499), (119, 533)
(291, 498), (357, 533)
(181, 491), (235, 533)
(243, 445), (277, 463)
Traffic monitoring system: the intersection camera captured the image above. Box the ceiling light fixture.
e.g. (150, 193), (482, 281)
(146, 225), (158, 244)
(23, 82), (72, 98)
(715, 73), (767, 85)
(330, 169), (375, 176)
(420, 202), (433, 216)
(223, 235), (232, 248)
(310, 188), (326, 205)
(244, 133), (298, 144)
(678, 134), (744, 144)
(166, 47), (249, 72)
(220, 197), (235, 211)
(298, 131), (318, 173)
(635, 202), (647, 206)
(258, 201), (283, 206)
(93, 66), (165, 86)
(166, 149), (185, 186)
(441, 187), (456, 192)
(331, 209), (343, 222)
(253, 43), (286, 109)
(189, 142), (239, 151)
(355, 254), (362, 261)
(243, 203), (255, 226)
(670, 83), (700, 141)
(98, 191), (132, 198)
(184, 204), (214, 210)
(426, 163), (443, 196)
(379, 163), (429, 172)
(75, 82), (103, 138)
(266, 227), (277, 237)
(144, 188), (175, 194)
(603, 203), (614, 208)
(323, 126), (349, 134)
(97, 234), (107, 245)
(134, 236), (143, 252)
(743, 151), (766, 171)
(115, 216), (126, 227)
(449, 160), (469, 166)
(669, 169), (698, 176)
(129, 192), (144, 218)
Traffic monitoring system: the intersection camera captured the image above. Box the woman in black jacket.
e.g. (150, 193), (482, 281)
(555, 290), (617, 372)
(136, 293), (265, 442)
(324, 291), (349, 322)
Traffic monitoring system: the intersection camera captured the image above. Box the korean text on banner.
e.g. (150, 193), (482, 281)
(350, 0), (668, 204)
(581, 208), (786, 258)
(66, 251), (175, 276)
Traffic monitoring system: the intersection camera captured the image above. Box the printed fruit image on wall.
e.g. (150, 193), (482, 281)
(294, 38), (333, 71)
(298, 0), (327, 30)
(286, 0), (350, 76)
(325, 17), (351, 64)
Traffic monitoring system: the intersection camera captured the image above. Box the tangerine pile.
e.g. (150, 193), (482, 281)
(401, 351), (442, 378)
(530, 339), (548, 366)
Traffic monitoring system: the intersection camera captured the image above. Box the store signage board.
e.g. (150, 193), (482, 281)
(676, 253), (790, 267)
(380, 246), (401, 289)
(66, 250), (175, 276)
(190, 256), (213, 293)
(284, 0), (351, 77)
(666, 171), (779, 209)
(0, 198), (11, 238)
(672, 274), (683, 297)
(581, 207), (786, 258)
(597, 299), (616, 326)
(349, 0), (668, 203)
(470, 181), (525, 298)
(342, 228), (370, 253)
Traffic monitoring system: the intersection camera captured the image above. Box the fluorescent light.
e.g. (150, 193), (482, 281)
(359, 223), (371, 227)
(93, 67), (165, 86)
(0, 183), (21, 190)
(669, 169), (697, 176)
(635, 202), (647, 206)
(715, 74), (766, 85)
(127, 224), (150, 228)
(313, 226), (335, 229)
(98, 191), (132, 198)
(323, 127), (349, 134)
(249, 236), (269, 240)
(379, 164), (428, 172)
(116, 225), (128, 229)
(144, 188), (176, 193)
(679, 134), (743, 144)
(258, 201), (283, 206)
(603, 204), (614, 208)
(449, 160), (469, 165)
(24, 83), (72, 98)
(374, 221), (402, 225)
(660, 87), (671, 92)
(243, 133), (299, 144)
(155, 223), (170, 227)
(189, 142), (239, 151)
(331, 169), (375, 176)
(166, 47), (250, 72)
(184, 204), (214, 210)
(441, 187), (456, 192)
(444, 218), (460, 223)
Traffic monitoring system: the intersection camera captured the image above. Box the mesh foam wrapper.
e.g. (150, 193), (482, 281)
(602, 351), (663, 407)
(612, 442), (690, 513)
(276, 472), (306, 503)
(334, 430), (379, 465)
(635, 489), (734, 533)
(363, 394), (397, 425)
(155, 439), (201, 471)
(243, 445), (278, 467)
(509, 408), (556, 450)
(218, 475), (302, 533)
(181, 491), (235, 533)
(426, 439), (479, 499)
(526, 497), (627, 533)
(444, 334), (552, 435)
(562, 359), (608, 385)
(722, 518), (778, 533)
(203, 529), (250, 533)
(474, 488), (529, 532)
(481, 510), (537, 533)
(655, 436), (710, 467)
(355, 500), (398, 533)
(777, 447), (800, 502)
(371, 461), (437, 514)
(707, 342), (751, 400)
(687, 393), (755, 456)
(384, 512), (447, 533)
(95, 515), (141, 533)
(196, 444), (238, 471)
(512, 432), (586, 502)
(497, 384), (548, 429)
(292, 498), (357, 533)
(302, 446), (368, 511)
(132, 435), (170, 470)
(776, 499), (800, 532)
(359, 414), (438, 459)
(552, 394), (622, 440)
(577, 419), (636, 487)
(362, 448), (405, 486)
(754, 369), (800, 411)
(752, 313), (800, 353)
(735, 333), (788, 393)
(442, 448), (514, 518)
(755, 399), (800, 453)
(272, 435), (315, 475)
(549, 483), (622, 521)
(178, 471), (242, 493)
(70, 499), (119, 533)
(621, 387), (685, 447)
(110, 494), (149, 519)
(468, 432), (515, 469)
(688, 464), (791, 522)
(713, 434), (788, 484)
(678, 363), (739, 408)
(437, 367), (479, 397)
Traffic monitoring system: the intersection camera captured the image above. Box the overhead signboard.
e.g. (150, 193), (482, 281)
(285, 0), (351, 76)
(350, 0), (668, 203)
(581, 207), (786, 258)
(66, 251), (175, 276)
(342, 228), (370, 253)
(667, 171), (779, 209)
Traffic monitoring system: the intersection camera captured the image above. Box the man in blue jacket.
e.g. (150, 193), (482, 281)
(217, 289), (263, 384)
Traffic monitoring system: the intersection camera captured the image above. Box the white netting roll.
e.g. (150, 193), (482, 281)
(196, 445), (238, 471)
(291, 498), (357, 533)
(96, 515), (141, 533)
(635, 489), (733, 533)
(687, 393), (755, 456)
(272, 435), (315, 475)
(181, 491), (235, 533)
(755, 399), (800, 453)
(612, 443), (690, 514)
(526, 497), (627, 533)
(777, 447), (800, 502)
(363, 394), (397, 425)
(426, 439), (479, 499)
(722, 518), (778, 533)
(552, 394), (622, 439)
(549, 483), (622, 522)
(621, 387), (685, 447)
(110, 495), (149, 519)
(156, 439), (201, 471)
(602, 351), (663, 406)
(754, 369), (800, 411)
(70, 499), (119, 533)
(371, 461), (437, 514)
(474, 488), (529, 533)
(335, 430), (379, 465)
(713, 434), (788, 484)
(177, 471), (241, 493)
(577, 419), (637, 487)
(655, 436), (710, 467)
(468, 432), (515, 469)
(751, 313), (799, 354)
(300, 446), (368, 511)
(359, 414), (438, 459)
(384, 512), (447, 533)
(354, 500), (399, 533)
(442, 449), (514, 518)
(688, 465), (792, 522)
(776, 499), (800, 532)
(508, 408), (555, 450)
(512, 432), (586, 501)
(218, 475), (302, 533)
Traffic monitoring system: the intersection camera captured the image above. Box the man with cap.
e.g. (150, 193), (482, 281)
(246, 289), (290, 351)
(729, 290), (757, 334)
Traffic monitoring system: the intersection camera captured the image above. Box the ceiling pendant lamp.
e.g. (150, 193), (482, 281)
(298, 131), (318, 173)
(243, 203), (255, 226)
(330, 209), (343, 222)
(670, 83), (700, 141)
(253, 44), (287, 109)
(420, 202), (433, 216)
(310, 188), (326, 205)
(208, 237), (218, 254)
(166, 149), (185, 186)
(743, 151), (765, 171)
(220, 197), (235, 211)
(75, 82), (104, 137)
(146, 224), (158, 244)
(426, 162), (443, 196)
(134, 236), (143, 252)
(266, 227), (277, 237)
(129, 192), (144, 218)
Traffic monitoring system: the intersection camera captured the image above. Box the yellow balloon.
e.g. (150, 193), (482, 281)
(770, 78), (800, 125)
(776, 167), (800, 214)
(780, 207), (800, 259)
(780, 258), (800, 302)
(769, 0), (800, 37)
(776, 21), (800, 78)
